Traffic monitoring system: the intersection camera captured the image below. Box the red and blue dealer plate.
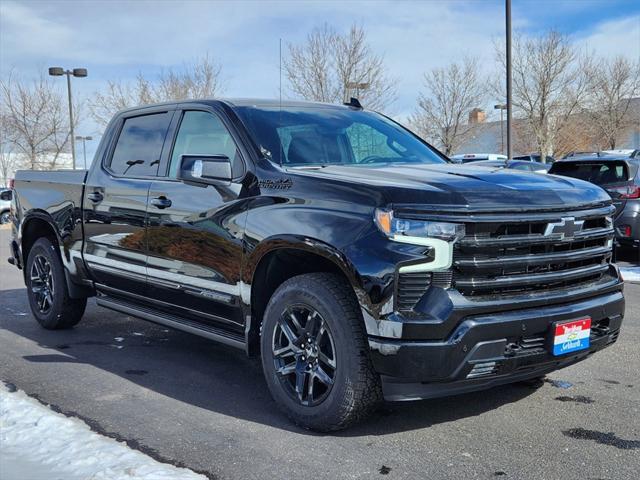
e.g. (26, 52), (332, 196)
(552, 318), (591, 356)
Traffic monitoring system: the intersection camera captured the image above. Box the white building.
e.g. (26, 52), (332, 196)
(1, 152), (74, 188)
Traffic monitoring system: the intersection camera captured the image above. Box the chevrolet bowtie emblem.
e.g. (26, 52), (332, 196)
(544, 217), (584, 238)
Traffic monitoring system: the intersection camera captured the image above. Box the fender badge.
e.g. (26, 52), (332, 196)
(258, 178), (293, 190)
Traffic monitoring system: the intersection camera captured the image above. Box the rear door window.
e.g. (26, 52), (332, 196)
(108, 112), (173, 177)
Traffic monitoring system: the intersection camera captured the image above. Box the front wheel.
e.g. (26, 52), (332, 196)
(0, 211), (9, 224)
(260, 273), (382, 431)
(25, 237), (87, 329)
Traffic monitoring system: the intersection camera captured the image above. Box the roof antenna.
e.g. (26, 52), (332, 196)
(279, 37), (283, 111)
(344, 97), (363, 109)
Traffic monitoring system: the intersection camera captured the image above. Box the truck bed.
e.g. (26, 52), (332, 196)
(14, 170), (88, 215)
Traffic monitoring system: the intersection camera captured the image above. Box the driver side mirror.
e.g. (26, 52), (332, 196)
(177, 154), (232, 186)
(0, 190), (12, 201)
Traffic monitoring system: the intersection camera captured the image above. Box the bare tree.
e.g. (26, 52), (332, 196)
(553, 114), (599, 159)
(284, 24), (397, 110)
(409, 58), (485, 155)
(89, 54), (224, 126)
(1, 74), (77, 170)
(0, 110), (19, 186)
(495, 31), (592, 162)
(584, 56), (640, 149)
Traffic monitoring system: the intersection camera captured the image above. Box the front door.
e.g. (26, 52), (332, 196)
(145, 109), (247, 333)
(83, 109), (175, 296)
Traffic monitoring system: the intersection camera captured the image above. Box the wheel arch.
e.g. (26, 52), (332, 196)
(20, 211), (93, 299)
(243, 235), (366, 356)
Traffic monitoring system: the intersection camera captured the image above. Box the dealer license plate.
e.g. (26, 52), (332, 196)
(552, 318), (591, 356)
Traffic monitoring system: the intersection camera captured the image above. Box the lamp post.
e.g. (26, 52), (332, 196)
(505, 0), (513, 160)
(48, 67), (88, 170)
(75, 136), (93, 169)
(494, 104), (508, 155)
(345, 81), (370, 102)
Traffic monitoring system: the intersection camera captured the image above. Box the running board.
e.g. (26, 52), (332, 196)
(96, 296), (245, 350)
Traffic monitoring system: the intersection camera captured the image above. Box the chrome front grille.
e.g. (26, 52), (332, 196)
(451, 205), (615, 297)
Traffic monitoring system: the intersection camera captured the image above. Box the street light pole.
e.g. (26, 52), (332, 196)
(505, 0), (513, 160)
(494, 104), (507, 155)
(66, 73), (76, 169)
(49, 67), (88, 170)
(345, 81), (370, 103)
(75, 136), (93, 169)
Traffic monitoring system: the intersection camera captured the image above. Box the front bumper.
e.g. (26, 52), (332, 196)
(369, 288), (624, 401)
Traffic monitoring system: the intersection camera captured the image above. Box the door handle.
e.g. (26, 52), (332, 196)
(151, 197), (172, 209)
(87, 192), (103, 203)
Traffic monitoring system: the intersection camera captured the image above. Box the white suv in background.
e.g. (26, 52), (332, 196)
(0, 189), (12, 224)
(450, 153), (508, 163)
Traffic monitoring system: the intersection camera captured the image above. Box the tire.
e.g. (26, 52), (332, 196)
(260, 272), (382, 431)
(0, 211), (9, 224)
(25, 237), (87, 329)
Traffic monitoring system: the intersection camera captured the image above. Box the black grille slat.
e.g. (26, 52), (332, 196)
(455, 264), (610, 290)
(454, 245), (611, 269)
(457, 228), (612, 248)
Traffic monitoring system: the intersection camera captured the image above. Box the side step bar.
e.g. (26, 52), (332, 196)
(96, 295), (245, 350)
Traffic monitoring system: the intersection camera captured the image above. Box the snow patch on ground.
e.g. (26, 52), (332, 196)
(0, 384), (207, 480)
(620, 266), (640, 283)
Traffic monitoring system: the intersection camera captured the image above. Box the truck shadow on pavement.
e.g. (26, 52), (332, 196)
(615, 246), (639, 265)
(2, 288), (538, 437)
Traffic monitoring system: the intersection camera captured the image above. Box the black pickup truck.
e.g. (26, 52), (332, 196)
(8, 99), (625, 430)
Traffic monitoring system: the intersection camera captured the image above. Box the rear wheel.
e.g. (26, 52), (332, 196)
(25, 237), (86, 329)
(260, 273), (382, 431)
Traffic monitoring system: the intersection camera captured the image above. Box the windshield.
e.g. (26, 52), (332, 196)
(233, 105), (447, 167)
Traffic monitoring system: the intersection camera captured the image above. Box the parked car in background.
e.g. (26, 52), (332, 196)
(0, 189), (12, 224)
(549, 157), (639, 249)
(562, 151), (602, 159)
(467, 159), (551, 173)
(450, 153), (507, 163)
(513, 154), (556, 163)
(601, 149), (640, 159)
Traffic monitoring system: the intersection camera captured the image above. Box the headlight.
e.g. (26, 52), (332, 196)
(374, 209), (465, 242)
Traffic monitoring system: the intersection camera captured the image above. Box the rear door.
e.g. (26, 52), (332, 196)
(83, 108), (175, 295)
(144, 107), (248, 333)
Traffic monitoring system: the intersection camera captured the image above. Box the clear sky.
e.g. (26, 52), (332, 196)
(1, 0), (639, 159)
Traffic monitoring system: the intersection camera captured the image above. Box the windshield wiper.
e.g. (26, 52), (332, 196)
(288, 165), (329, 170)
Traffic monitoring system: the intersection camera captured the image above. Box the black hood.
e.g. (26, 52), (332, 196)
(287, 163), (611, 210)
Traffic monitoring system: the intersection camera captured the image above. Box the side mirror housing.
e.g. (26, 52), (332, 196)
(177, 155), (233, 186)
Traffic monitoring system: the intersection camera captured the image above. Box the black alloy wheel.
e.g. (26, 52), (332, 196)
(272, 304), (337, 406)
(30, 254), (55, 314)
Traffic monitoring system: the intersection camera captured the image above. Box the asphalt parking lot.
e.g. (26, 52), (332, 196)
(1, 227), (638, 480)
